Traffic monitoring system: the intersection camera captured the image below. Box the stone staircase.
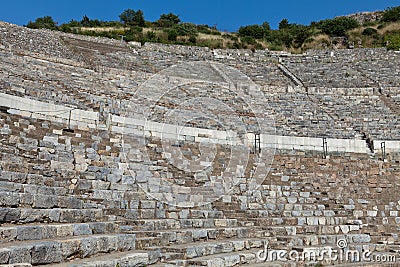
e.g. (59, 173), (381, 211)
(379, 94), (400, 116)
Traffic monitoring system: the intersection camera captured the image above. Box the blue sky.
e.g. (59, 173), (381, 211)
(1, 0), (400, 31)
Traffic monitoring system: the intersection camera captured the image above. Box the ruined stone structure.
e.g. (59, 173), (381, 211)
(0, 22), (400, 266)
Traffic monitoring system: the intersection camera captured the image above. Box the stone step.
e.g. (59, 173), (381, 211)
(0, 207), (108, 224)
(248, 215), (354, 226)
(0, 181), (67, 196)
(0, 181), (102, 208)
(0, 171), (52, 186)
(162, 238), (265, 260)
(120, 218), (238, 231)
(272, 233), (372, 248)
(48, 251), (150, 267)
(150, 264), (179, 267)
(245, 263), (289, 267)
(170, 248), (266, 267)
(0, 222), (120, 244)
(0, 178), (133, 208)
(332, 260), (398, 267)
(0, 233), (136, 265)
(257, 223), (365, 236)
(136, 237), (163, 250)
(125, 227), (253, 247)
(0, 264), (33, 267)
(0, 191), (99, 210)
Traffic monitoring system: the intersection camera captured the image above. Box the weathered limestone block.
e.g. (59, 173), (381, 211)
(193, 229), (208, 240)
(73, 224), (92, 236)
(0, 193), (19, 207)
(0, 248), (11, 264)
(32, 195), (57, 208)
(0, 208), (20, 222)
(9, 245), (32, 264)
(31, 242), (62, 265)
(16, 226), (44, 241)
(50, 160), (74, 171)
(117, 234), (136, 251)
(60, 239), (81, 259)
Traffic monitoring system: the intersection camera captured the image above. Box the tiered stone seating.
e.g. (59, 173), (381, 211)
(0, 22), (78, 60)
(0, 20), (400, 266)
(284, 48), (400, 90)
(314, 94), (400, 140)
(0, 49), (150, 111)
(2, 107), (399, 266)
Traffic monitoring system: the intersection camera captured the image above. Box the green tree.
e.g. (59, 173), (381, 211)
(79, 16), (102, 27)
(119, 9), (145, 27)
(241, 36), (257, 45)
(262, 21), (271, 31)
(362, 27), (378, 36)
(146, 31), (156, 41)
(68, 19), (82, 27)
(238, 24), (266, 39)
(189, 35), (197, 44)
(267, 30), (293, 47)
(167, 29), (178, 41)
(385, 34), (400, 50)
(125, 26), (143, 42)
(279, 18), (290, 30)
(174, 23), (198, 36)
(157, 13), (180, 27)
(81, 15), (91, 27)
(382, 6), (400, 22)
(318, 17), (359, 36)
(26, 16), (57, 30)
(290, 24), (311, 47)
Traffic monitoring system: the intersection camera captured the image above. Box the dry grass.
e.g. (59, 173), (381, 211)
(80, 27), (128, 32)
(198, 33), (224, 40)
(142, 28), (163, 35)
(302, 34), (330, 50)
(378, 22), (400, 34)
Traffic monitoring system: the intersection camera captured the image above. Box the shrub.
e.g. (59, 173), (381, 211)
(188, 35), (197, 44)
(362, 27), (378, 36)
(26, 16), (57, 30)
(125, 26), (143, 42)
(174, 23), (198, 36)
(167, 29), (178, 41)
(382, 6), (400, 22)
(317, 17), (359, 36)
(241, 36), (257, 45)
(385, 34), (400, 50)
(157, 13), (180, 27)
(238, 24), (266, 39)
(146, 31), (156, 41)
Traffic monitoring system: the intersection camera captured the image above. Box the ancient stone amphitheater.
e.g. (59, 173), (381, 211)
(0, 21), (399, 267)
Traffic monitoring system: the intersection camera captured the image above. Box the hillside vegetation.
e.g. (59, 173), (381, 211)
(26, 6), (400, 52)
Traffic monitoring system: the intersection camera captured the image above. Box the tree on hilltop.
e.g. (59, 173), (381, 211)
(119, 9), (145, 27)
(316, 17), (359, 36)
(382, 6), (400, 22)
(279, 18), (290, 30)
(26, 16), (57, 30)
(157, 13), (181, 27)
(238, 24), (267, 39)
